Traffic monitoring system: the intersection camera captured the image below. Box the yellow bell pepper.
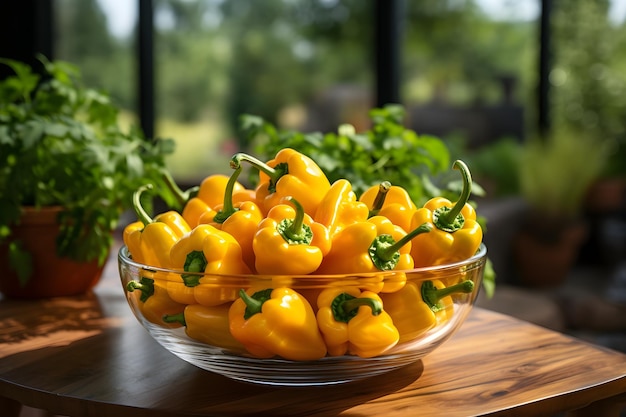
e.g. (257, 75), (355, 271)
(166, 280), (197, 305)
(253, 197), (331, 275)
(410, 160), (483, 267)
(381, 278), (475, 343)
(231, 148), (331, 217)
(124, 184), (181, 268)
(316, 287), (399, 358)
(228, 287), (328, 360)
(199, 200), (262, 273)
(122, 220), (145, 262)
(360, 181), (417, 233)
(170, 224), (251, 306)
(232, 187), (257, 203)
(314, 179), (370, 238)
(316, 215), (431, 275)
(196, 173), (246, 208)
(184, 168), (256, 229)
(126, 276), (186, 328)
(163, 303), (245, 352)
(181, 197), (212, 229)
(153, 210), (191, 239)
(196, 164), (264, 272)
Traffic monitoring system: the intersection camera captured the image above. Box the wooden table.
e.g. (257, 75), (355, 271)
(1, 251), (626, 417)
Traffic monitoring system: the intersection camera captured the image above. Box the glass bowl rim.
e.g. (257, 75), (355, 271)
(118, 243), (487, 280)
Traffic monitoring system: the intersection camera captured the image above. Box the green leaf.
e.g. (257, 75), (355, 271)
(8, 241), (34, 286)
(481, 257), (496, 299)
(43, 122), (72, 138)
(382, 136), (404, 150)
(125, 153), (144, 178)
(18, 121), (45, 149)
(0, 58), (40, 100)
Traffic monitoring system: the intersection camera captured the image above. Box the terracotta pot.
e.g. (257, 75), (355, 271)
(584, 177), (626, 214)
(513, 221), (588, 289)
(0, 206), (106, 298)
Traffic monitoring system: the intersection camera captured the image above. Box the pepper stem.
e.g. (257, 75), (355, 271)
(230, 153), (286, 192)
(435, 160), (472, 233)
(126, 277), (155, 302)
(162, 312), (186, 326)
(421, 280), (475, 312)
(278, 196), (313, 245)
(182, 250), (207, 287)
(160, 168), (198, 210)
(331, 292), (383, 323)
(212, 165), (243, 224)
(240, 288), (273, 320)
(369, 222), (433, 270)
(133, 184), (155, 226)
(377, 222), (433, 261)
(368, 181), (391, 217)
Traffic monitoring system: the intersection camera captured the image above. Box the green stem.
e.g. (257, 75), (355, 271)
(212, 165), (243, 224)
(421, 279), (475, 312)
(331, 293), (382, 323)
(125, 277), (155, 302)
(368, 181), (391, 217)
(182, 251), (207, 287)
(230, 152), (287, 192)
(163, 312), (186, 326)
(369, 222), (433, 270)
(278, 196), (313, 245)
(133, 184), (155, 226)
(161, 168), (198, 210)
(435, 160), (472, 233)
(240, 288), (273, 320)
(378, 222), (433, 261)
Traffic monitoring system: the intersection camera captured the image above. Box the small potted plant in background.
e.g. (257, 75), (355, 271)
(0, 56), (179, 298)
(513, 128), (610, 288)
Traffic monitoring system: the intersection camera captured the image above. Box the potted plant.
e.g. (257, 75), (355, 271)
(0, 56), (179, 298)
(513, 128), (610, 287)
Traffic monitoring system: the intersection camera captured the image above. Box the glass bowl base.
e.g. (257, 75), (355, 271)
(142, 319), (455, 386)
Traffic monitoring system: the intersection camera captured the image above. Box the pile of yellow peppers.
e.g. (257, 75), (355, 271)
(124, 148), (484, 361)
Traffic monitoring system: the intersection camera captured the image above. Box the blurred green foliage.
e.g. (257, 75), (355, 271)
(243, 104), (451, 205)
(53, 1), (536, 132)
(52, 0), (626, 180)
(550, 0), (626, 177)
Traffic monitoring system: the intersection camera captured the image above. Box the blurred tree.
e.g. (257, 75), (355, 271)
(550, 0), (626, 176)
(402, 1), (535, 106)
(219, 0), (373, 146)
(55, 0), (134, 110)
(153, 0), (224, 122)
(56, 0), (115, 57)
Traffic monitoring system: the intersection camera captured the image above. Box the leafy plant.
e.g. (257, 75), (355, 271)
(518, 128), (609, 221)
(466, 137), (522, 198)
(241, 104), (452, 205)
(0, 56), (179, 282)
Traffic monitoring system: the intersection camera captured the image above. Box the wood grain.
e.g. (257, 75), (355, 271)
(1, 252), (625, 417)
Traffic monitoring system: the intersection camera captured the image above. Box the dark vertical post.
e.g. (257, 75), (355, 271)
(138, 0), (155, 139)
(538, 0), (552, 137)
(375, 0), (403, 106)
(0, 1), (54, 79)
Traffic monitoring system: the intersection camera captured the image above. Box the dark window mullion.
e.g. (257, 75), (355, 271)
(138, 0), (155, 140)
(375, 0), (403, 107)
(0, 1), (54, 79)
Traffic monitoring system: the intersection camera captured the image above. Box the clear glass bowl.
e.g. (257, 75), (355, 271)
(118, 244), (487, 386)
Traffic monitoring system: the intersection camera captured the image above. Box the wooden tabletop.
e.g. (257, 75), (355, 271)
(1, 251), (626, 417)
